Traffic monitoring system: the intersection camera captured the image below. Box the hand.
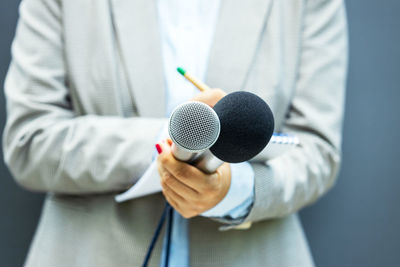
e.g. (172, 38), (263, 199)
(190, 88), (227, 108)
(156, 139), (231, 218)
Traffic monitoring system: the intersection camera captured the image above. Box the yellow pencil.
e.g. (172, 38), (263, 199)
(177, 67), (211, 92)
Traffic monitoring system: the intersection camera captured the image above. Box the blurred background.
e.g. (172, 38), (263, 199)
(1, 1), (399, 266)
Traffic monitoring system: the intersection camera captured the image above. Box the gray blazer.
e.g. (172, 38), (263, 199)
(2, 0), (348, 266)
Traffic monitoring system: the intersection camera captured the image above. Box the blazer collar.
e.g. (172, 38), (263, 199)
(110, 0), (273, 116)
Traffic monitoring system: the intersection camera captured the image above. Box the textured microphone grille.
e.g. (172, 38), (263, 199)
(169, 102), (220, 151)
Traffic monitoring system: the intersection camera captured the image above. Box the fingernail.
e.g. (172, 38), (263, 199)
(167, 139), (173, 146)
(155, 143), (162, 154)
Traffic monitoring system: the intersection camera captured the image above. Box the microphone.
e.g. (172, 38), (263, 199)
(169, 91), (274, 173)
(168, 101), (221, 164)
(210, 91), (274, 162)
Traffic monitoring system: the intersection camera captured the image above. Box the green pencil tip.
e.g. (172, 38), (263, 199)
(177, 67), (186, 76)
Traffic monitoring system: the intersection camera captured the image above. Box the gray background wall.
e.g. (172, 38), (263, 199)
(1, 0), (399, 266)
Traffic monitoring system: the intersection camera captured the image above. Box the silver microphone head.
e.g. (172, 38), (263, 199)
(169, 101), (220, 152)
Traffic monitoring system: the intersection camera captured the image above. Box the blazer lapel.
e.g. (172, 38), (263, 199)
(206, 0), (274, 93)
(109, 0), (273, 116)
(110, 0), (166, 117)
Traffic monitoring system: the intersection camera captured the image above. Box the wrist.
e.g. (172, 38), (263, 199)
(201, 162), (254, 218)
(214, 163), (231, 208)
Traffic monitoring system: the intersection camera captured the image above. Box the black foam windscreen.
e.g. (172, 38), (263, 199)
(210, 91), (274, 163)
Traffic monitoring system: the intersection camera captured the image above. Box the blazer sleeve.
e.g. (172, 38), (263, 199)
(2, 0), (167, 194)
(239, 0), (348, 224)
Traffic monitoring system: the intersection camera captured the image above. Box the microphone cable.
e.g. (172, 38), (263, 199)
(164, 203), (174, 267)
(142, 202), (174, 267)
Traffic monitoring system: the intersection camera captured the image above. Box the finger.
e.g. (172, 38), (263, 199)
(191, 90), (224, 107)
(160, 169), (199, 199)
(156, 140), (205, 193)
(160, 154), (210, 191)
(157, 140), (209, 189)
(166, 138), (173, 146)
(162, 181), (187, 205)
(197, 97), (216, 108)
(155, 139), (168, 157)
(169, 189), (203, 215)
(211, 88), (227, 98)
(155, 140), (169, 166)
(163, 190), (197, 219)
(162, 188), (192, 217)
(163, 190), (180, 211)
(155, 140), (170, 177)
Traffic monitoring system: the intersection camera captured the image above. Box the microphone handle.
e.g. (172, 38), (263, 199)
(171, 143), (224, 174)
(193, 150), (224, 174)
(171, 143), (200, 162)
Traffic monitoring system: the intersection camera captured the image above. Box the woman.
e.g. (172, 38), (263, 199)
(3, 0), (348, 266)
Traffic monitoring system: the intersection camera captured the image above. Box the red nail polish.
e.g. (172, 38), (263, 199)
(155, 144), (162, 154)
